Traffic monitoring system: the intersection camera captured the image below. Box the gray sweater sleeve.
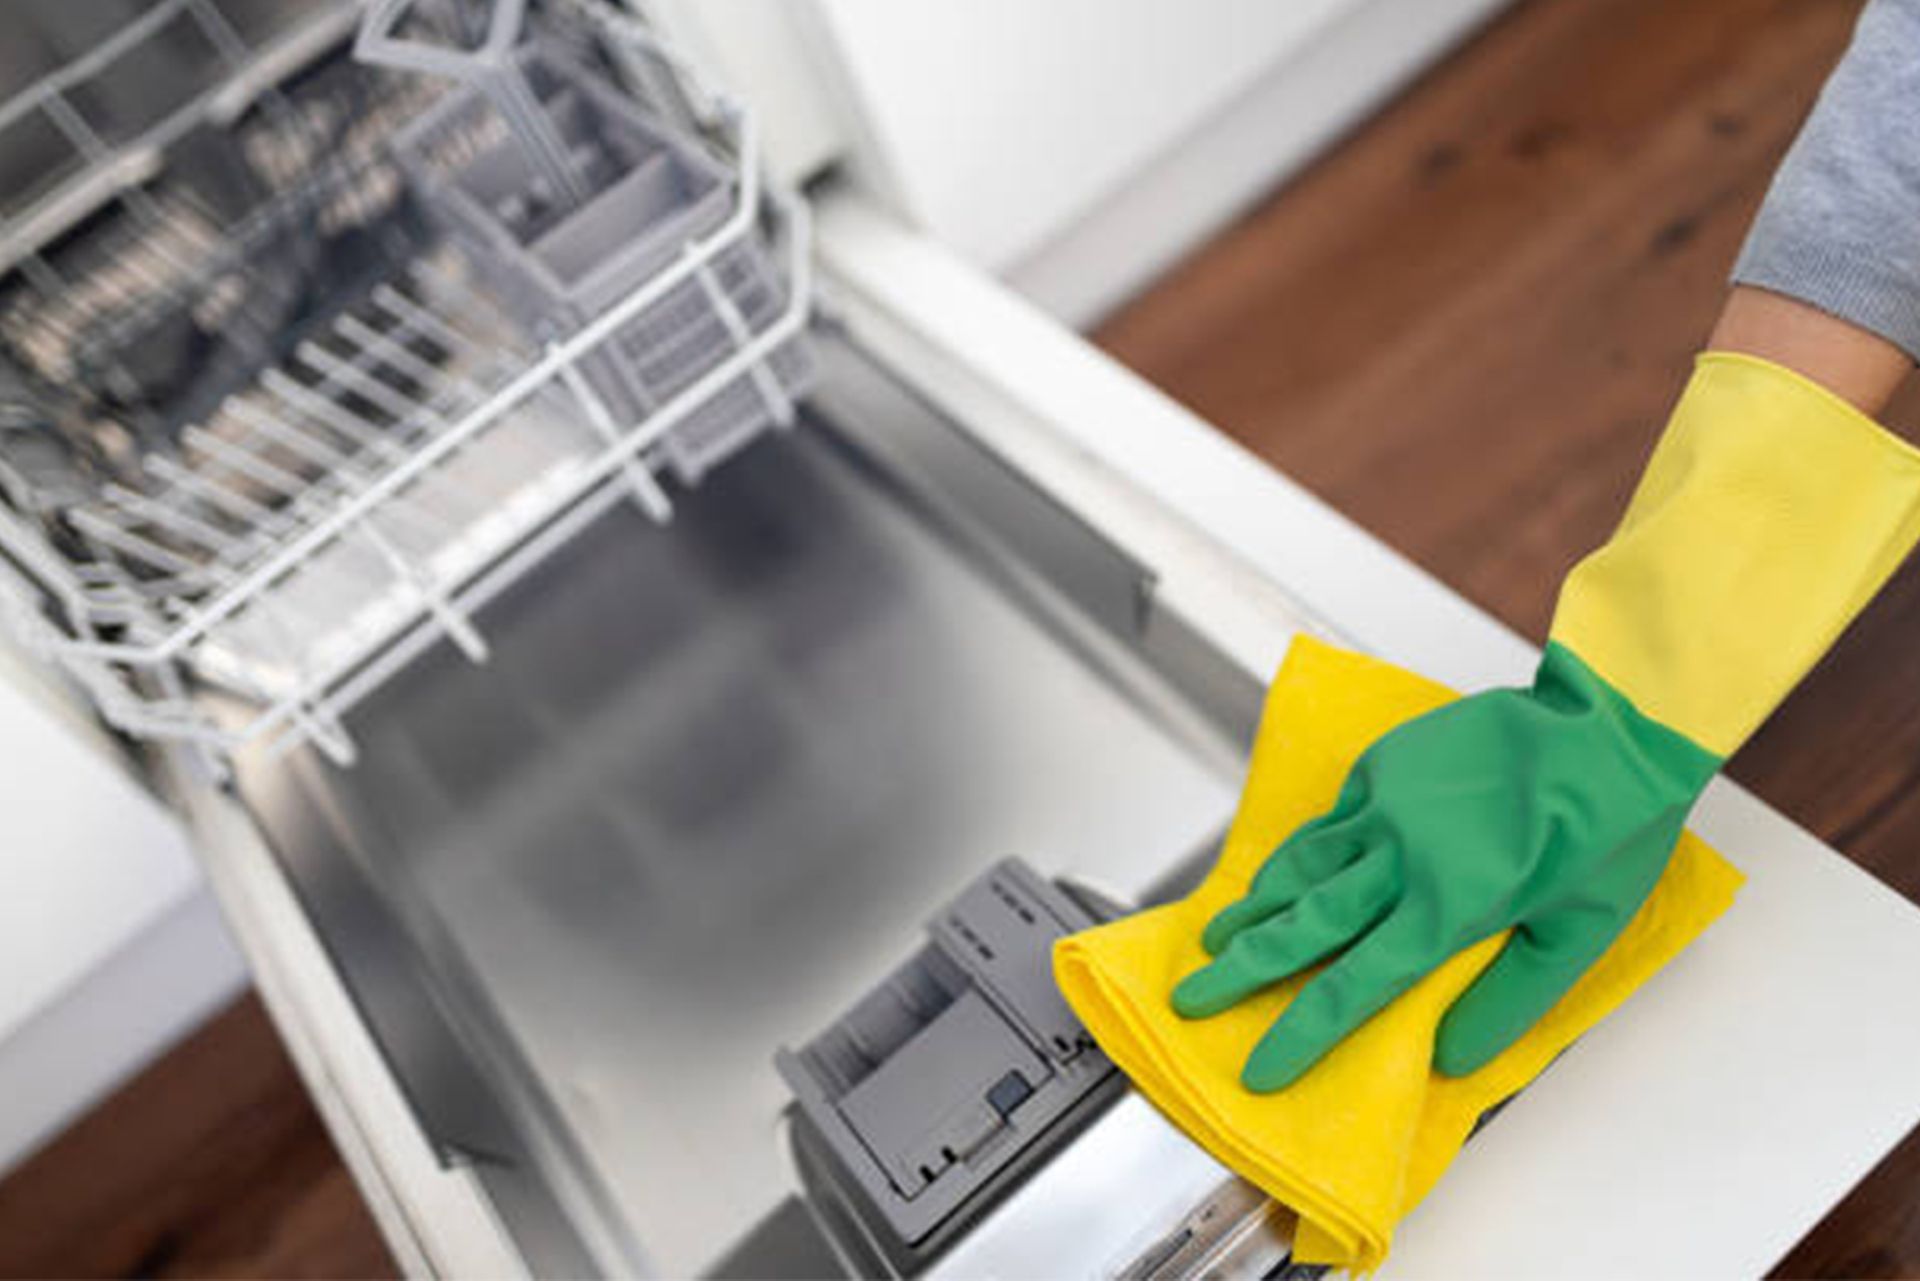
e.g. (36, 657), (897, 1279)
(1732, 0), (1920, 361)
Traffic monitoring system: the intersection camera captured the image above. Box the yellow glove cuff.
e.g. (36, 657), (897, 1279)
(1551, 352), (1920, 756)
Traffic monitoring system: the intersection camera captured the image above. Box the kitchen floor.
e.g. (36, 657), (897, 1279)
(0, 997), (398, 1279)
(4, 0), (1917, 1275)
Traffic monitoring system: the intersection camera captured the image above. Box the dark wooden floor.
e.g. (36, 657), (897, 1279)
(0, 996), (397, 1279)
(5, 0), (1919, 1276)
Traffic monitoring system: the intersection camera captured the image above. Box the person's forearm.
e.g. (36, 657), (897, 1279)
(1709, 285), (1914, 421)
(1726, 0), (1920, 424)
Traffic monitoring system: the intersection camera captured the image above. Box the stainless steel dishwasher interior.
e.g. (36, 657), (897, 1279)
(226, 330), (1261, 1277)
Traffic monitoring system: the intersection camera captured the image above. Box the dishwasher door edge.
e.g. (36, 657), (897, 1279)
(811, 189), (1526, 697)
(159, 764), (530, 1280)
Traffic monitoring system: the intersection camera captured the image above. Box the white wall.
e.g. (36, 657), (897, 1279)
(0, 652), (246, 1173)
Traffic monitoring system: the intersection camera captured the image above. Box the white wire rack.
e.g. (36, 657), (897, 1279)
(0, 0), (814, 769)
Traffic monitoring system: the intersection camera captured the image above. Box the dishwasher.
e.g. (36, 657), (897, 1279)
(14, 4), (1920, 1278)
(0, 2), (1334, 1276)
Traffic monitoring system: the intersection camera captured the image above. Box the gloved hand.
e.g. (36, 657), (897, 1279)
(1174, 353), (1920, 1091)
(1171, 641), (1717, 1088)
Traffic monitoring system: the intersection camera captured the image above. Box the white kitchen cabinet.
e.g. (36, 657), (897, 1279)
(804, 0), (1363, 269)
(741, 0), (1511, 325)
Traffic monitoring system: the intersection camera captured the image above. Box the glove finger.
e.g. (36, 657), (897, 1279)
(1432, 831), (1676, 1076)
(1200, 813), (1372, 956)
(1173, 850), (1397, 1020)
(1429, 907), (1626, 1078)
(1239, 904), (1442, 1092)
(1200, 771), (1376, 956)
(1428, 818), (1681, 1075)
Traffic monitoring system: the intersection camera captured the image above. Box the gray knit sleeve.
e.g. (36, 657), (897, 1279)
(1732, 0), (1920, 361)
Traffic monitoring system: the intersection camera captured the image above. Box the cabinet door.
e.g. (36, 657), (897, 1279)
(811, 0), (1357, 266)
(798, 0), (1507, 322)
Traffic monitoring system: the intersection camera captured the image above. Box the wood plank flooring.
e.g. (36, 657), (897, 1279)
(0, 996), (397, 1280)
(4, 0), (1918, 1275)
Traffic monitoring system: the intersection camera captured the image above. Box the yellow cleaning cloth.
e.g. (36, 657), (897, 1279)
(1054, 636), (1743, 1271)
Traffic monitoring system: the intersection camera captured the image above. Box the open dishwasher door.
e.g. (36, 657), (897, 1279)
(187, 181), (1314, 1276)
(162, 187), (1920, 1281)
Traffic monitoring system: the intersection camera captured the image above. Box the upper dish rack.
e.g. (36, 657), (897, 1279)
(0, 0), (814, 769)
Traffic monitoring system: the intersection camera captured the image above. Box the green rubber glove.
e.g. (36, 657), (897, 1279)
(1170, 354), (1920, 1091)
(1171, 642), (1717, 1089)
